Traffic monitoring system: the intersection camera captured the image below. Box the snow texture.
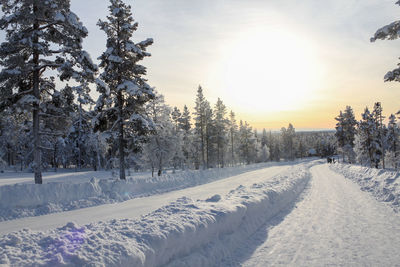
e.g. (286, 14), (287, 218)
(330, 163), (400, 212)
(0, 165), (310, 266)
(0, 161), (308, 221)
(235, 164), (400, 266)
(117, 80), (139, 95)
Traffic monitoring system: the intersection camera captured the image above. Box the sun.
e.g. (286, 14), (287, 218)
(218, 28), (321, 113)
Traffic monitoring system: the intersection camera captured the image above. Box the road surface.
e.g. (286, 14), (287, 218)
(232, 164), (400, 266)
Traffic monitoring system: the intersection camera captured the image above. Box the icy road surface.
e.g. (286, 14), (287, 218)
(0, 165), (288, 235)
(234, 164), (400, 266)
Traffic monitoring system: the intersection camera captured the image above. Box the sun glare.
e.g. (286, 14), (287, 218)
(219, 28), (321, 113)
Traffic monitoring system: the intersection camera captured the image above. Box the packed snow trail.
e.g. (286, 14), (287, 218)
(0, 165), (288, 235)
(233, 164), (400, 266)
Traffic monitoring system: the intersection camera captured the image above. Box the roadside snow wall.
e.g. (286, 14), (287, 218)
(0, 165), (311, 266)
(0, 160), (310, 221)
(330, 164), (400, 212)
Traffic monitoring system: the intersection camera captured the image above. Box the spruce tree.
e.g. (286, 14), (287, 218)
(180, 105), (192, 133)
(0, 0), (97, 183)
(358, 107), (380, 168)
(95, 0), (154, 179)
(170, 106), (184, 170)
(180, 105), (192, 169)
(335, 111), (345, 160)
(335, 106), (357, 163)
(204, 101), (214, 168)
(372, 102), (385, 168)
(214, 98), (228, 167)
(281, 123), (295, 160)
(387, 114), (400, 169)
(239, 120), (255, 164)
(228, 110), (238, 165)
(171, 107), (182, 132)
(194, 86), (207, 169)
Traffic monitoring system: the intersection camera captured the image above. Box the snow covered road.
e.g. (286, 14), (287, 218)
(235, 164), (400, 266)
(0, 165), (288, 235)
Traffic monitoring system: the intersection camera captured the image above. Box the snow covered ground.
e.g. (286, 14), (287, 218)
(1, 160), (400, 266)
(0, 161), (308, 221)
(330, 163), (400, 212)
(0, 163), (311, 266)
(0, 163), (294, 235)
(0, 170), (127, 186)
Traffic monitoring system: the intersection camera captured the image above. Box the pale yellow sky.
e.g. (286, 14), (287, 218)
(71, 0), (400, 130)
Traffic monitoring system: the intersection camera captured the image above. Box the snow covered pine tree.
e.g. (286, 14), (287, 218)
(335, 106), (357, 163)
(0, 0), (97, 183)
(95, 0), (154, 180)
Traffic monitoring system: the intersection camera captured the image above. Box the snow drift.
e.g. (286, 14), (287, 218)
(0, 165), (311, 266)
(0, 160), (309, 221)
(330, 164), (400, 212)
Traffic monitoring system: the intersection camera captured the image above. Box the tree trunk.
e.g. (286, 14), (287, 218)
(54, 142), (57, 172)
(78, 102), (82, 170)
(217, 137), (220, 168)
(118, 91), (126, 180)
(231, 130), (234, 166)
(32, 7), (42, 184)
(97, 145), (101, 171)
(380, 115), (385, 169)
(93, 152), (97, 171)
(201, 118), (205, 169)
(158, 154), (162, 176)
(221, 148), (224, 168)
(394, 137), (398, 170)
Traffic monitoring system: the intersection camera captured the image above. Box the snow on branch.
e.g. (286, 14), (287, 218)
(117, 80), (139, 95)
(384, 66), (400, 82)
(137, 38), (154, 48)
(371, 20), (400, 42)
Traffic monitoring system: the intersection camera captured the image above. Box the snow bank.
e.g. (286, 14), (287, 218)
(330, 164), (400, 212)
(0, 160), (311, 221)
(0, 165), (311, 266)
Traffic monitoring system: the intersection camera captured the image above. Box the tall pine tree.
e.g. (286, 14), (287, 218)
(95, 0), (154, 179)
(335, 106), (357, 163)
(0, 0), (97, 183)
(214, 98), (228, 168)
(194, 86), (207, 169)
(358, 107), (380, 168)
(228, 110), (238, 165)
(372, 102), (385, 168)
(386, 114), (400, 168)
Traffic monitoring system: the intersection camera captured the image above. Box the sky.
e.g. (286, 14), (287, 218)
(4, 0), (400, 130)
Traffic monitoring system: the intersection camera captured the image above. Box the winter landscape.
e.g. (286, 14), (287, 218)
(1, 0), (400, 266)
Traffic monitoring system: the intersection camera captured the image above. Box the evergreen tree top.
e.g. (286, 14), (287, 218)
(0, 0), (97, 112)
(96, 0), (153, 102)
